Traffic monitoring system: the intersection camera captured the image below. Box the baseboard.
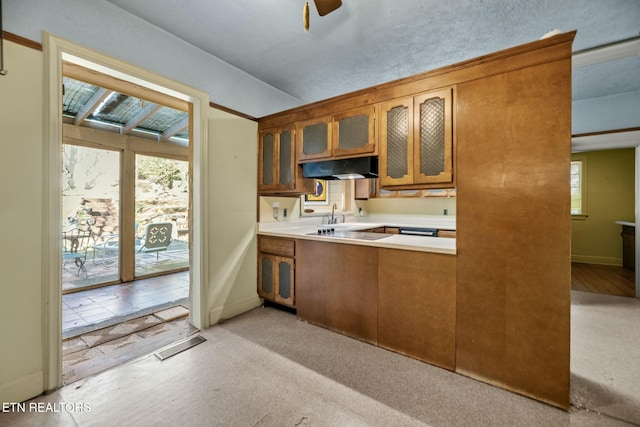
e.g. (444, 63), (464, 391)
(0, 371), (43, 403)
(209, 294), (261, 326)
(571, 255), (622, 266)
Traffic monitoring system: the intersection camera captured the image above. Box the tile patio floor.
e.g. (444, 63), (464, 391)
(62, 239), (189, 292)
(62, 271), (190, 339)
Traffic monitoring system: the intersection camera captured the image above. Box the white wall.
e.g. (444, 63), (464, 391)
(0, 41), (44, 403)
(207, 109), (260, 323)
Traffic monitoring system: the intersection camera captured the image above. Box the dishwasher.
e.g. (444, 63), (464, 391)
(397, 227), (439, 237)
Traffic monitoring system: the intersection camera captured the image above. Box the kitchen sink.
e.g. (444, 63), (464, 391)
(306, 230), (392, 241)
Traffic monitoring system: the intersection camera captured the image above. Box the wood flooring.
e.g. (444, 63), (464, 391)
(571, 262), (636, 298)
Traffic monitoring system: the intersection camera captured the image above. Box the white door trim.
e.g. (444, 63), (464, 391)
(43, 33), (210, 392)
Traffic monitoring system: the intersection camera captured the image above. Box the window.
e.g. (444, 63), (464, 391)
(571, 155), (587, 218)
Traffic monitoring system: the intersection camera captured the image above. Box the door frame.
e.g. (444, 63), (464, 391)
(572, 129), (640, 298)
(43, 33), (210, 392)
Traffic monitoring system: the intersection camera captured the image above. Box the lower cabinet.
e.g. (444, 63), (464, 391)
(296, 240), (378, 344)
(621, 225), (635, 271)
(258, 237), (296, 307)
(378, 249), (456, 370)
(296, 239), (456, 370)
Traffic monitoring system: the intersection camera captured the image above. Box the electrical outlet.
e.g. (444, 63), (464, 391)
(272, 202), (280, 220)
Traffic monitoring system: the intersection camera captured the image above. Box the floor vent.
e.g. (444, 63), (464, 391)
(154, 335), (206, 361)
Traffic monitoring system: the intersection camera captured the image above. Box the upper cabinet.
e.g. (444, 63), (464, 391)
(332, 105), (377, 158)
(297, 105), (376, 163)
(259, 125), (314, 194)
(379, 87), (454, 188)
(297, 116), (332, 162)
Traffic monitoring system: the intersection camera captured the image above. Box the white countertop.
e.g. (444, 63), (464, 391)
(616, 221), (636, 227)
(258, 215), (456, 255)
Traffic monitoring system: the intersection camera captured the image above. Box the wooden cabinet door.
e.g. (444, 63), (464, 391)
(258, 253), (295, 307)
(297, 116), (332, 162)
(258, 126), (300, 193)
(354, 178), (376, 200)
(378, 249), (456, 370)
(296, 240), (378, 344)
(413, 88), (453, 185)
(378, 97), (414, 186)
(332, 105), (376, 158)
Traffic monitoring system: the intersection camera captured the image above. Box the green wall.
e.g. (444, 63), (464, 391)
(571, 148), (635, 265)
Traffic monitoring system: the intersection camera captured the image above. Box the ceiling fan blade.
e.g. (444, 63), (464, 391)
(314, 0), (342, 16)
(303, 2), (310, 32)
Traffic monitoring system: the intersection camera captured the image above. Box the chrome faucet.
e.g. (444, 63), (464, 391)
(329, 203), (337, 224)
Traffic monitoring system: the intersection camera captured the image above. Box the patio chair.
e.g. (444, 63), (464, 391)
(62, 228), (92, 276)
(91, 233), (120, 266)
(137, 222), (173, 260)
(90, 223), (141, 262)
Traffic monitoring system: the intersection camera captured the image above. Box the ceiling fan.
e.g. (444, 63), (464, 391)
(303, 0), (343, 32)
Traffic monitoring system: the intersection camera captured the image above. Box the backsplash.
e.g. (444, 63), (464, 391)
(361, 196), (456, 216)
(259, 181), (456, 223)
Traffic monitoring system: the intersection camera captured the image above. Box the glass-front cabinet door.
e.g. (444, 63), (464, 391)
(276, 258), (295, 307)
(379, 87), (454, 188)
(379, 97), (414, 186)
(413, 88), (453, 185)
(297, 116), (332, 162)
(258, 254), (295, 307)
(259, 130), (276, 190)
(258, 126), (296, 192)
(332, 105), (376, 158)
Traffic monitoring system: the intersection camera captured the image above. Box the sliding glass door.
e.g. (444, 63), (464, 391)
(62, 145), (120, 292)
(134, 154), (190, 277)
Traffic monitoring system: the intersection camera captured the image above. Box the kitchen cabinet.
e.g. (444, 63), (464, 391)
(332, 105), (376, 157)
(258, 237), (296, 307)
(354, 178), (375, 200)
(456, 51), (572, 408)
(378, 249), (456, 370)
(379, 87), (454, 188)
(296, 116), (332, 162)
(295, 239), (456, 364)
(259, 126), (314, 194)
(296, 240), (378, 344)
(438, 230), (456, 238)
(621, 225), (635, 271)
(297, 106), (376, 162)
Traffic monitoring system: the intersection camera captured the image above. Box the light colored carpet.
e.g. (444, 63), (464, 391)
(571, 290), (640, 425)
(6, 305), (635, 426)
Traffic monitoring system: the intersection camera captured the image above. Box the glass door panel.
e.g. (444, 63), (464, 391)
(135, 155), (190, 277)
(62, 145), (120, 292)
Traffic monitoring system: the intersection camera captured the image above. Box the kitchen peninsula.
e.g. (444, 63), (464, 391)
(258, 215), (457, 370)
(257, 32), (573, 409)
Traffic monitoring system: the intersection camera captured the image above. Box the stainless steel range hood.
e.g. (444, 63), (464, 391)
(302, 156), (378, 180)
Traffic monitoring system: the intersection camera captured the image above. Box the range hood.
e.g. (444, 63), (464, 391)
(302, 156), (378, 180)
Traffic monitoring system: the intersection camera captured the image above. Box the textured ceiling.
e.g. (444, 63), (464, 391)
(105, 0), (640, 115)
